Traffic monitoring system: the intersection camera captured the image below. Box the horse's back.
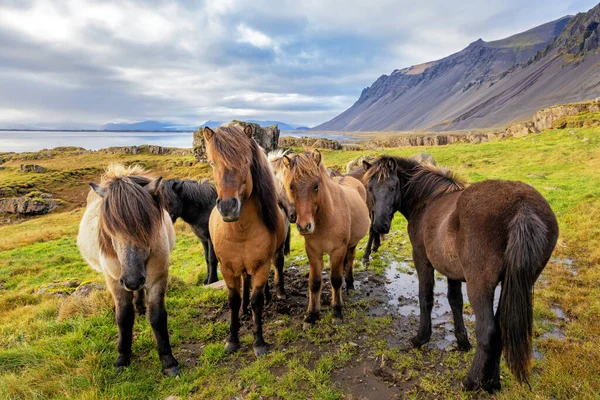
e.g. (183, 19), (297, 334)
(333, 175), (367, 203)
(334, 176), (370, 247)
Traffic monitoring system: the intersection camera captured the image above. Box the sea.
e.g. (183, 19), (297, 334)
(0, 130), (356, 153)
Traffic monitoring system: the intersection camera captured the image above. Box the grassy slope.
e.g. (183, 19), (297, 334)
(1, 126), (599, 399)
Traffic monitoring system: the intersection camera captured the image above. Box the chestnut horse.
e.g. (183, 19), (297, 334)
(204, 125), (287, 356)
(282, 150), (370, 327)
(363, 156), (558, 392)
(77, 164), (179, 375)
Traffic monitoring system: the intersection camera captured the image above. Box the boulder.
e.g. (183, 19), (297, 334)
(72, 282), (105, 297)
(98, 145), (191, 156)
(278, 136), (342, 150)
(345, 155), (376, 173)
(0, 196), (62, 215)
(20, 164), (46, 173)
(505, 121), (538, 137)
(409, 152), (437, 166)
(193, 121), (280, 162)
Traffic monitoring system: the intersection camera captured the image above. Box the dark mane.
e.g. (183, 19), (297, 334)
(98, 165), (164, 257)
(161, 179), (217, 209)
(364, 156), (466, 208)
(211, 125), (279, 232)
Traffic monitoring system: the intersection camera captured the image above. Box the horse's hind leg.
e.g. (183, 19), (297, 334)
(344, 246), (357, 291)
(463, 281), (502, 393)
(146, 281), (179, 376)
(107, 278), (134, 368)
(250, 264), (270, 356)
(447, 279), (471, 351)
(134, 288), (146, 316)
(273, 245), (287, 300)
(411, 255), (435, 348)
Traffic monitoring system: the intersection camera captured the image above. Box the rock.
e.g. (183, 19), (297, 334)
(345, 155), (376, 173)
(0, 196), (63, 215)
(532, 100), (600, 131)
(38, 280), (81, 297)
(194, 121), (280, 162)
(72, 282), (105, 297)
(98, 145), (191, 156)
(208, 280), (227, 290)
(505, 121), (538, 137)
(278, 136), (342, 150)
(409, 152), (437, 166)
(20, 164), (46, 173)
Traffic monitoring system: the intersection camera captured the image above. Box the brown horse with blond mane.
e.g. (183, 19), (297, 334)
(363, 156), (558, 392)
(282, 150), (369, 327)
(204, 124), (287, 356)
(77, 164), (179, 375)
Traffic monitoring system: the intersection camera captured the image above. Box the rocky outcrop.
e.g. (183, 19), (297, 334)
(0, 193), (63, 215)
(361, 132), (503, 149)
(278, 136), (343, 150)
(505, 121), (538, 137)
(345, 155), (376, 173)
(409, 153), (437, 166)
(193, 121), (280, 162)
(98, 145), (192, 156)
(20, 164), (46, 173)
(532, 102), (595, 131)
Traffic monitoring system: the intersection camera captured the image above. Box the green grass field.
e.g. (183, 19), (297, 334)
(1, 125), (599, 399)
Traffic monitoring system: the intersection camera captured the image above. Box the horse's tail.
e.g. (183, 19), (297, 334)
(500, 204), (549, 385)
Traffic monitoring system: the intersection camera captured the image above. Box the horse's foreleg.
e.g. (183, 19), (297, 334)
(250, 265), (270, 356)
(330, 247), (347, 325)
(224, 274), (242, 353)
(200, 239), (213, 284)
(107, 278), (134, 368)
(242, 273), (251, 316)
(207, 237), (219, 284)
(362, 230), (374, 265)
(463, 282), (501, 393)
(134, 288), (146, 316)
(373, 232), (381, 253)
(447, 279), (471, 351)
(273, 245), (287, 300)
(344, 246), (357, 291)
(303, 248), (324, 329)
(146, 282), (179, 376)
(411, 255), (434, 348)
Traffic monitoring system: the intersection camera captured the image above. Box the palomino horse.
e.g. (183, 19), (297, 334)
(204, 125), (287, 356)
(282, 150), (370, 327)
(160, 179), (219, 284)
(268, 149), (297, 224)
(363, 156), (558, 392)
(77, 164), (179, 375)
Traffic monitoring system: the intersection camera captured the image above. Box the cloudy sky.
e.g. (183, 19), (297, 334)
(0, 0), (596, 129)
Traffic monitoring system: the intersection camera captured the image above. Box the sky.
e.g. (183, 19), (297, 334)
(0, 0), (597, 129)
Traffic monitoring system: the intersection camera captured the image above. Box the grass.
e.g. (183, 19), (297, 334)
(1, 125), (600, 398)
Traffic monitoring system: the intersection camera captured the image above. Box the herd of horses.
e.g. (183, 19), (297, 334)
(77, 124), (558, 393)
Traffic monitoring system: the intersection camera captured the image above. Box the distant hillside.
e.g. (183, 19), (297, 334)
(316, 7), (600, 132)
(200, 120), (306, 131)
(102, 121), (187, 131)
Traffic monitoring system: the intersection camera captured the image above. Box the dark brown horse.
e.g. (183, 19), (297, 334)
(204, 124), (287, 356)
(363, 156), (558, 393)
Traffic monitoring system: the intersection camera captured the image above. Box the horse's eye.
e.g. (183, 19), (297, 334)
(290, 185), (295, 192)
(314, 183), (319, 192)
(389, 186), (395, 192)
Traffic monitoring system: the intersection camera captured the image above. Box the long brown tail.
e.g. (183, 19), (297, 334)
(500, 204), (549, 385)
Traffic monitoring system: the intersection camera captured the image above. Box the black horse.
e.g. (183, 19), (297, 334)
(160, 179), (219, 284)
(363, 156), (558, 393)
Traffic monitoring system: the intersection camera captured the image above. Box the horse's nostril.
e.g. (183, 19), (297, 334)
(216, 198), (222, 206)
(306, 223), (312, 231)
(119, 278), (124, 287)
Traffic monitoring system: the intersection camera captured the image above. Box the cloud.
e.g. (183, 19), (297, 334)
(0, 0), (597, 128)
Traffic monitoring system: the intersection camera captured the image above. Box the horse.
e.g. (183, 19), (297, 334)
(204, 124), (287, 356)
(362, 156), (558, 392)
(281, 150), (370, 327)
(77, 164), (179, 375)
(267, 149), (297, 224)
(160, 179), (219, 284)
(346, 165), (382, 264)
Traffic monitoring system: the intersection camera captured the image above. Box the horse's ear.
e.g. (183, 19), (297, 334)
(145, 177), (163, 195)
(386, 158), (396, 170)
(282, 155), (292, 169)
(312, 149), (322, 166)
(244, 125), (253, 138)
(173, 180), (183, 194)
(362, 160), (372, 171)
(90, 182), (107, 198)
(203, 127), (215, 141)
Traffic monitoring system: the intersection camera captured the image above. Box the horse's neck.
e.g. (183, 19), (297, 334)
(316, 177), (336, 222)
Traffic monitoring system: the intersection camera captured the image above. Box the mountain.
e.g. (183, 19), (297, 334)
(201, 120), (306, 130)
(102, 121), (186, 131)
(316, 7), (600, 132)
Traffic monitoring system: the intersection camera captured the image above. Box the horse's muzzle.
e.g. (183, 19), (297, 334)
(217, 197), (241, 222)
(296, 221), (314, 235)
(120, 276), (146, 292)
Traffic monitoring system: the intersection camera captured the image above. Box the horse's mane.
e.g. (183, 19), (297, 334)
(283, 151), (328, 185)
(210, 125), (279, 232)
(98, 164), (164, 257)
(363, 156), (466, 208)
(161, 179), (217, 208)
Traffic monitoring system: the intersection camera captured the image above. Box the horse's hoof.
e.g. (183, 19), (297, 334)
(163, 365), (180, 376)
(361, 257), (370, 266)
(254, 346), (268, 357)
(276, 292), (287, 301)
(224, 341), (239, 353)
(345, 283), (355, 292)
(332, 317), (343, 326)
(410, 335), (429, 348)
(114, 354), (131, 368)
(457, 340), (472, 352)
(302, 321), (315, 330)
